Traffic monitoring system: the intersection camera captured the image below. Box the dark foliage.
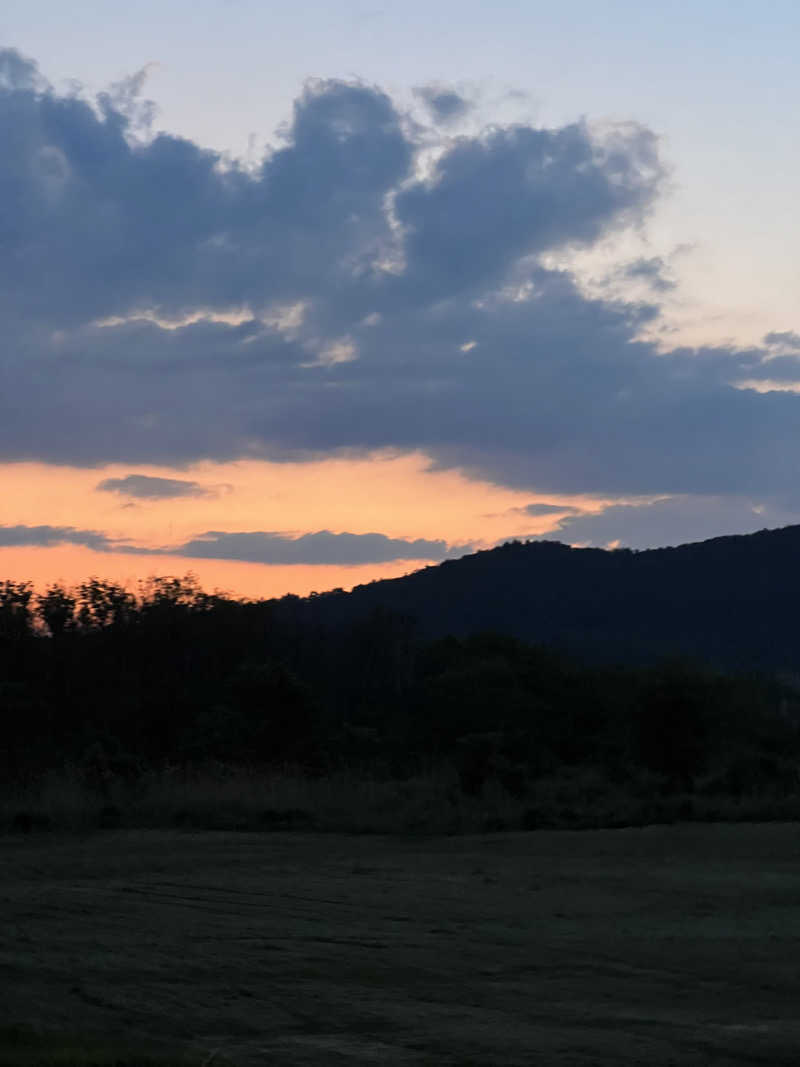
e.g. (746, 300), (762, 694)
(3, 525), (800, 810)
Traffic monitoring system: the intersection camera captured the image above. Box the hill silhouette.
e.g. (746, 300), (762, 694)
(5, 526), (800, 829)
(281, 524), (800, 671)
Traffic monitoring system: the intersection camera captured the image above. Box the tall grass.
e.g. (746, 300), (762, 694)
(1, 761), (515, 835)
(4, 760), (800, 835)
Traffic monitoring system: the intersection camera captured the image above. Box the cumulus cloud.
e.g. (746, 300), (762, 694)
(173, 530), (466, 565)
(96, 474), (213, 499)
(392, 121), (661, 300)
(2, 45), (800, 526)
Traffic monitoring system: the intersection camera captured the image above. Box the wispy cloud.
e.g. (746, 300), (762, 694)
(619, 255), (677, 293)
(521, 502), (579, 516)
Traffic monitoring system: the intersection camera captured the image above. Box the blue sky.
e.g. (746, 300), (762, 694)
(1, 4), (799, 595)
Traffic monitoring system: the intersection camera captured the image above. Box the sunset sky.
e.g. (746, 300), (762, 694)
(2, 2), (800, 599)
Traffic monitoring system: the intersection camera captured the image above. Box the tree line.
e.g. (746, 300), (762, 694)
(2, 573), (799, 809)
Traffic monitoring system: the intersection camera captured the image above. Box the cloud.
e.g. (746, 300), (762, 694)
(413, 85), (473, 124)
(764, 331), (800, 353)
(2, 45), (800, 529)
(619, 256), (677, 292)
(0, 47), (44, 91)
(0, 60), (412, 331)
(522, 502), (579, 516)
(0, 524), (116, 551)
(172, 530), (467, 565)
(0, 521), (463, 566)
(96, 474), (213, 499)
(392, 120), (662, 299)
(546, 495), (800, 550)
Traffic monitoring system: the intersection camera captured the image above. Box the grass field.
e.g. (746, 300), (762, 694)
(3, 824), (800, 1065)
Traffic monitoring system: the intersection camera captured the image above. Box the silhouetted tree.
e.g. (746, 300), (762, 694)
(37, 584), (76, 638)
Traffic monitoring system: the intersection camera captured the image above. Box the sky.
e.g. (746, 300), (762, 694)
(1, 2), (799, 599)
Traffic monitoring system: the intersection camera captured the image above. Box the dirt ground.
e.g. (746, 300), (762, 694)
(2, 823), (800, 1065)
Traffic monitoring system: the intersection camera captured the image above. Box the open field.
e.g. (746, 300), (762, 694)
(3, 825), (800, 1065)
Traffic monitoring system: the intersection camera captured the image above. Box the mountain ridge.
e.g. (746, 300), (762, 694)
(277, 523), (800, 671)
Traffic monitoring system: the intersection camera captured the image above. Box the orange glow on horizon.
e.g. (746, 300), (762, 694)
(0, 451), (632, 598)
(0, 544), (444, 601)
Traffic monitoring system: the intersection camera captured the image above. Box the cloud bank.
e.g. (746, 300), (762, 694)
(0, 525), (116, 552)
(0, 524), (459, 565)
(173, 530), (464, 565)
(544, 495), (800, 550)
(2, 46), (800, 516)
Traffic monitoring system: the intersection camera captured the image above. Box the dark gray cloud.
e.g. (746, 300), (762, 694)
(413, 85), (473, 123)
(0, 522), (461, 565)
(0, 524), (115, 551)
(764, 331), (800, 352)
(0, 54), (411, 329)
(97, 474), (212, 499)
(522, 502), (578, 516)
(173, 530), (465, 565)
(392, 121), (661, 299)
(545, 495), (800, 550)
(0, 47), (44, 91)
(3, 45), (800, 539)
